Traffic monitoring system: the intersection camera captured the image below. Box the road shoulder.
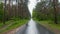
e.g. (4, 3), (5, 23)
(3, 24), (26, 34)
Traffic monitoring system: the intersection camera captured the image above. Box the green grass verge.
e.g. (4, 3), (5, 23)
(39, 21), (60, 29)
(0, 20), (15, 28)
(37, 20), (60, 30)
(0, 19), (29, 34)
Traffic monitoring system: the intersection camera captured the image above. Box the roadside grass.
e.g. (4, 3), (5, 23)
(0, 23), (3, 28)
(0, 20), (15, 29)
(36, 20), (60, 34)
(0, 19), (29, 34)
(38, 21), (60, 30)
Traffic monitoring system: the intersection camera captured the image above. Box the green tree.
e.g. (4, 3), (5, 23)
(0, 3), (3, 21)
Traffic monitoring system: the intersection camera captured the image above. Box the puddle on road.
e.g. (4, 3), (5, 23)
(26, 19), (39, 34)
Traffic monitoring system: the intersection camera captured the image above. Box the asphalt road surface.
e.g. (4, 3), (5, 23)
(15, 19), (54, 34)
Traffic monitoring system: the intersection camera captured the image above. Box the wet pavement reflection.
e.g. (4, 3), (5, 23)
(16, 19), (54, 34)
(25, 19), (39, 34)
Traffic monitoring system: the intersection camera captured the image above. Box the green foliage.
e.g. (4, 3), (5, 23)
(32, 0), (60, 22)
(0, 19), (29, 34)
(0, 3), (3, 21)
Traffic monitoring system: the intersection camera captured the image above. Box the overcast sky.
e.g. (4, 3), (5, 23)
(28, 0), (41, 17)
(28, 0), (39, 16)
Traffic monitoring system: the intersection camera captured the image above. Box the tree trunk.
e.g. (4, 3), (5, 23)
(3, 0), (7, 24)
(53, 0), (58, 24)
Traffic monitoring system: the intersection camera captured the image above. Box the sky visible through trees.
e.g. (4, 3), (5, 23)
(0, 0), (60, 16)
(0, 0), (40, 17)
(28, 0), (40, 17)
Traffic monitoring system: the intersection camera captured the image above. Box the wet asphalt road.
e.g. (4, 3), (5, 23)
(15, 19), (54, 34)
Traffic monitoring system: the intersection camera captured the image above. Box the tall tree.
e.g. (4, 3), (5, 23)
(53, 0), (58, 24)
(3, 0), (7, 24)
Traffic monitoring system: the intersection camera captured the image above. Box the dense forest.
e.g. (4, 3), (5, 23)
(0, 0), (30, 24)
(33, 0), (60, 24)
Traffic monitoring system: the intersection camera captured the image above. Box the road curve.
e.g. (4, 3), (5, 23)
(15, 19), (54, 34)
